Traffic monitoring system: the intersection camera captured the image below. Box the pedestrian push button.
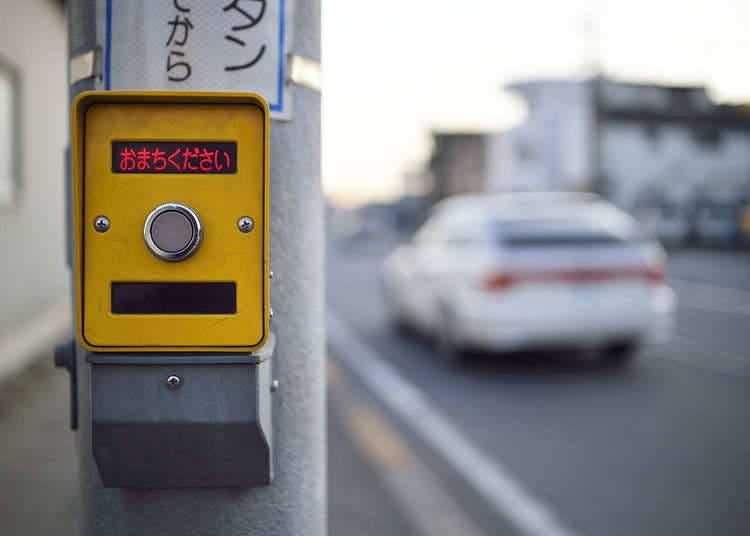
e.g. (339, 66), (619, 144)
(73, 91), (269, 352)
(144, 202), (203, 262)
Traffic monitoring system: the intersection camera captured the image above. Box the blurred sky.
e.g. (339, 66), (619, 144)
(321, 0), (750, 207)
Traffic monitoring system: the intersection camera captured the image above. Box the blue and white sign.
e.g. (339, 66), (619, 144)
(105, 0), (293, 119)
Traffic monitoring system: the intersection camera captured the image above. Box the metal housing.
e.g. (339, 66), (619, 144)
(89, 336), (274, 488)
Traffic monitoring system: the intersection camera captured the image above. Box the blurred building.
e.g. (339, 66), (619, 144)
(487, 80), (594, 194)
(0, 0), (69, 379)
(486, 78), (750, 211)
(428, 132), (487, 202)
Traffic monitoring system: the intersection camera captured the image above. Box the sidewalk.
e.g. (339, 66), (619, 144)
(0, 354), (78, 536)
(0, 353), (414, 536)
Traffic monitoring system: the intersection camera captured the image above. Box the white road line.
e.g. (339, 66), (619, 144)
(330, 375), (486, 536)
(328, 310), (579, 536)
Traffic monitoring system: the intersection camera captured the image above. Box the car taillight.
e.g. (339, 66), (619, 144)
(483, 265), (665, 290)
(642, 266), (665, 284)
(483, 273), (515, 291)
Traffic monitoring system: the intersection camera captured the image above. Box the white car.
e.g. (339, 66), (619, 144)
(381, 193), (675, 363)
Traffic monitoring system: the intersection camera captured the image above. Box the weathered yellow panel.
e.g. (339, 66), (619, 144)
(72, 91), (269, 352)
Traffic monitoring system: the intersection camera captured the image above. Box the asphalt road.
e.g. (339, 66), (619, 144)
(327, 237), (750, 536)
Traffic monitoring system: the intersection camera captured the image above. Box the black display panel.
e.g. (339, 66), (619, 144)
(112, 141), (237, 174)
(111, 282), (237, 314)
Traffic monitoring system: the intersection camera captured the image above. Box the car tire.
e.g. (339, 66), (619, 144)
(601, 341), (638, 366)
(390, 311), (412, 337)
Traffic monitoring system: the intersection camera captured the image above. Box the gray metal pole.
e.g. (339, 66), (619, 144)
(66, 1), (324, 534)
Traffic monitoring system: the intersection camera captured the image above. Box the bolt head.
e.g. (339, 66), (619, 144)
(238, 216), (254, 233)
(94, 216), (110, 233)
(166, 374), (182, 390)
(271, 379), (280, 392)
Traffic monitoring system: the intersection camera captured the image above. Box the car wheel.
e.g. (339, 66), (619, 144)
(601, 341), (638, 366)
(390, 310), (412, 336)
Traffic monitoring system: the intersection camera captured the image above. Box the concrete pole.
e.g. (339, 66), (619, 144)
(66, 1), (324, 534)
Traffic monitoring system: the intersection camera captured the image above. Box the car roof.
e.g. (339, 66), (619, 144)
(434, 192), (608, 219)
(428, 192), (639, 235)
(436, 191), (600, 207)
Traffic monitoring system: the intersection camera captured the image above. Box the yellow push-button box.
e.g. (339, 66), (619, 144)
(72, 91), (269, 352)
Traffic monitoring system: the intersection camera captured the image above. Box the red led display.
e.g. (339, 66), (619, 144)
(112, 141), (237, 174)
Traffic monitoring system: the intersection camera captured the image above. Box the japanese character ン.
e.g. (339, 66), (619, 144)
(136, 148), (151, 171)
(224, 44), (266, 72)
(166, 14), (194, 47)
(119, 147), (136, 171)
(167, 147), (182, 170)
(167, 51), (191, 82)
(182, 147), (200, 171)
(173, 0), (190, 13)
(152, 148), (167, 171)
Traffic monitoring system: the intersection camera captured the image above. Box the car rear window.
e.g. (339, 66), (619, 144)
(494, 219), (634, 247)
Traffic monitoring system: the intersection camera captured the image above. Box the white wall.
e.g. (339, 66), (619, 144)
(487, 79), (750, 210)
(0, 0), (69, 330)
(485, 80), (594, 193)
(601, 122), (750, 209)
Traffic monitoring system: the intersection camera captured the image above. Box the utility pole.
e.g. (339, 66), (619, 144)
(64, 1), (324, 534)
(583, 14), (603, 196)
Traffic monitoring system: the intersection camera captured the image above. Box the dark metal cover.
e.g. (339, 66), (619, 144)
(91, 359), (272, 488)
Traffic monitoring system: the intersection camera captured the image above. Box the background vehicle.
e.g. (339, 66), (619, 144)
(740, 202), (750, 247)
(692, 192), (747, 246)
(633, 194), (692, 246)
(381, 192), (676, 363)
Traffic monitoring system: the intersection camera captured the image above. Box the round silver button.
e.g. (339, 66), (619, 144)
(151, 211), (193, 253)
(144, 203), (203, 262)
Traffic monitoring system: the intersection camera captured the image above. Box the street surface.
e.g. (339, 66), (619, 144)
(327, 237), (750, 536)
(0, 354), (78, 536)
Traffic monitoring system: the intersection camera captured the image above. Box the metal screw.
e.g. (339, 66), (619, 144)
(166, 375), (182, 390)
(269, 307), (274, 320)
(94, 216), (110, 233)
(238, 216), (254, 233)
(271, 379), (280, 392)
(269, 270), (274, 279)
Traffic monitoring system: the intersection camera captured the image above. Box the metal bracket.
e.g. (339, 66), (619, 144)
(288, 55), (321, 92)
(54, 340), (78, 430)
(69, 49), (101, 85)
